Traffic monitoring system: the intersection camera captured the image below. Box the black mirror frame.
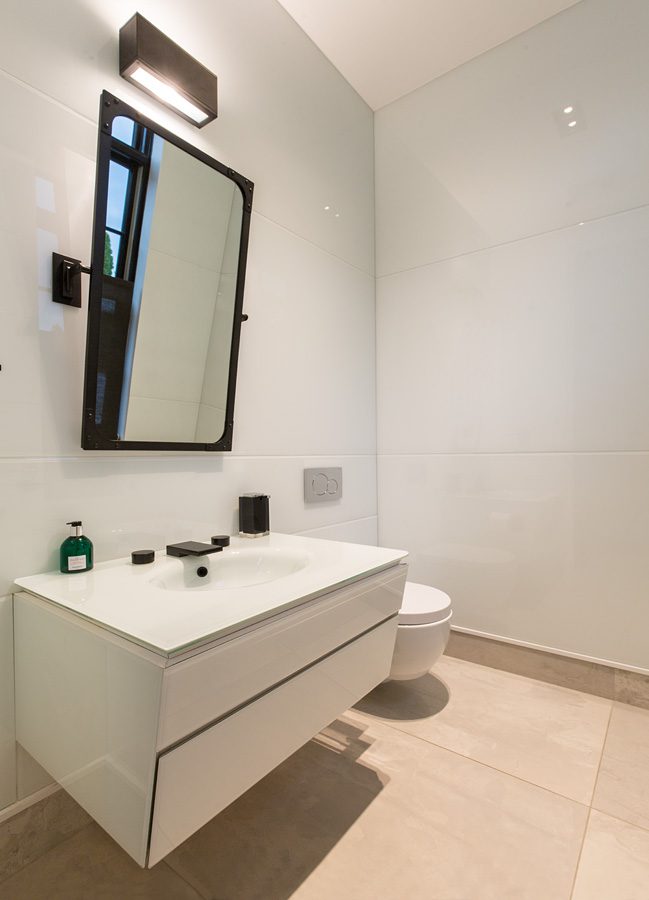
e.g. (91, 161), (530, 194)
(81, 91), (254, 451)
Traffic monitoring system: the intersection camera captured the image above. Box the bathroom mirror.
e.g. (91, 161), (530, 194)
(81, 91), (253, 451)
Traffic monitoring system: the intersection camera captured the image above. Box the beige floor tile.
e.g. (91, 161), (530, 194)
(354, 656), (611, 803)
(167, 714), (587, 900)
(572, 810), (649, 900)
(0, 822), (202, 899)
(0, 788), (90, 882)
(592, 703), (649, 830)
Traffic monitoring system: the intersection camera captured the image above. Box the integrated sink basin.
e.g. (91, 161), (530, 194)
(151, 546), (312, 592)
(14, 532), (409, 657)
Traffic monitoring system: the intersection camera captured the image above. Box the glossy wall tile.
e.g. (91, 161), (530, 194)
(235, 213), (376, 456)
(378, 452), (649, 671)
(376, 0), (649, 672)
(377, 207), (649, 454)
(375, 0), (649, 276)
(1, 453), (377, 596)
(0, 598), (16, 810)
(0, 0), (374, 274)
(299, 516), (378, 547)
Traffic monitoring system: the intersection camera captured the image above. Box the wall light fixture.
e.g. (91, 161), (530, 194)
(119, 13), (218, 127)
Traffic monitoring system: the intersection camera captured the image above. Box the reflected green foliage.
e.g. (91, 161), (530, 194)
(103, 231), (114, 276)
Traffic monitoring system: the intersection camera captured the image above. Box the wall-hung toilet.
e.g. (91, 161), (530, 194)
(389, 582), (452, 681)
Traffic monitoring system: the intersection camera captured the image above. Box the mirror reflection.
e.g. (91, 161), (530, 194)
(92, 115), (244, 444)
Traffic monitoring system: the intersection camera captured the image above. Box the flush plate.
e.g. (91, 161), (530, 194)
(304, 467), (342, 503)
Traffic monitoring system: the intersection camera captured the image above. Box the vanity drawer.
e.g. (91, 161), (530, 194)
(148, 617), (396, 866)
(157, 564), (406, 749)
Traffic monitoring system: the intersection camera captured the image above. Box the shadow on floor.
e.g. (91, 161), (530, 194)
(164, 717), (387, 900)
(354, 673), (450, 721)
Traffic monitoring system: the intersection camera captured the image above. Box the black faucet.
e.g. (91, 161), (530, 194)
(166, 541), (224, 558)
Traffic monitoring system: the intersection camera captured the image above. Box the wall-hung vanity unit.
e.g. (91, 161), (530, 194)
(14, 535), (407, 866)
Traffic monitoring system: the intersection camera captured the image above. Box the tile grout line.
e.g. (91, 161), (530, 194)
(0, 67), (374, 282)
(252, 208), (374, 278)
(351, 711), (594, 809)
(376, 200), (649, 281)
(567, 701), (614, 899)
(377, 449), (649, 458)
(587, 808), (649, 838)
(0, 819), (93, 888)
(0, 452), (378, 463)
(161, 860), (208, 900)
(587, 701), (614, 807)
(297, 514), (377, 535)
(568, 807), (594, 900)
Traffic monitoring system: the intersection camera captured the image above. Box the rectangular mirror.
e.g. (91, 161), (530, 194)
(82, 91), (253, 451)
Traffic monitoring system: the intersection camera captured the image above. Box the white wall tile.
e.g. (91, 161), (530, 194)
(2, 454), (377, 596)
(376, 0), (649, 674)
(299, 516), (378, 546)
(377, 207), (649, 454)
(0, 597), (16, 809)
(375, 0), (649, 276)
(378, 452), (649, 672)
(16, 745), (53, 801)
(0, 0), (374, 274)
(234, 213), (376, 456)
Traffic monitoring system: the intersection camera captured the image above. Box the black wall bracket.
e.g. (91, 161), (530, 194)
(52, 252), (91, 308)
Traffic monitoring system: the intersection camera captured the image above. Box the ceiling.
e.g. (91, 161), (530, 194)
(275, 0), (582, 110)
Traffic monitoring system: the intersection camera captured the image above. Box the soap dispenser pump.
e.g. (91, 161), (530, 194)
(60, 521), (94, 574)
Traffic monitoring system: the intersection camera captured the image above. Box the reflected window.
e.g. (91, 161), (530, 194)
(111, 116), (136, 147)
(104, 121), (152, 279)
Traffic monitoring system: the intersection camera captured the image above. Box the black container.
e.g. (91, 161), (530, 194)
(238, 494), (270, 537)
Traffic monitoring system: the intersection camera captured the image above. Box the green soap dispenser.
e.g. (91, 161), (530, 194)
(60, 521), (93, 574)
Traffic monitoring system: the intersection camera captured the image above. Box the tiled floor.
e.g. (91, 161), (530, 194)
(2, 655), (649, 899)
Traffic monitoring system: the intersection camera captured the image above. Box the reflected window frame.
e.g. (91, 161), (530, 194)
(104, 121), (152, 281)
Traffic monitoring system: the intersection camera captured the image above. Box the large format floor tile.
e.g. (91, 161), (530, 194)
(167, 714), (587, 900)
(572, 809), (649, 900)
(354, 656), (612, 803)
(592, 702), (649, 830)
(0, 789), (89, 883)
(0, 822), (202, 900)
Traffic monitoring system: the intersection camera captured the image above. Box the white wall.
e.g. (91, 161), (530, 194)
(0, 597), (15, 810)
(0, 0), (376, 810)
(376, 0), (649, 672)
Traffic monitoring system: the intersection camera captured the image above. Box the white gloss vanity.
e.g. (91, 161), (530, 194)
(13, 534), (407, 867)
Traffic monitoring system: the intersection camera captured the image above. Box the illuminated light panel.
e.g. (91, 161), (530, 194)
(119, 15), (217, 127)
(131, 66), (208, 124)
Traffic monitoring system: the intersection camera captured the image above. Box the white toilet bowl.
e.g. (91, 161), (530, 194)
(388, 582), (452, 681)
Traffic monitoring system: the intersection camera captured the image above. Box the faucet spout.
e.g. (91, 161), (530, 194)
(166, 541), (223, 558)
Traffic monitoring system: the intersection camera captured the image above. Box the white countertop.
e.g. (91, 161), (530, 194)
(15, 533), (408, 657)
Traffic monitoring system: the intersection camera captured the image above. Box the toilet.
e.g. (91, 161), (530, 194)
(388, 582), (452, 681)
